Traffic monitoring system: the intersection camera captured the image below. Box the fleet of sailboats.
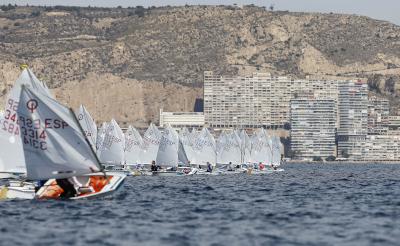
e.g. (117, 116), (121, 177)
(0, 68), (284, 200)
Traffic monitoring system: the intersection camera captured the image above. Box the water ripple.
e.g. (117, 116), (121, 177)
(1, 163), (400, 245)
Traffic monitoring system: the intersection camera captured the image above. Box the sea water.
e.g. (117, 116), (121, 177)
(0, 163), (399, 246)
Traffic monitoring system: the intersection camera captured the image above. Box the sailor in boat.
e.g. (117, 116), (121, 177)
(151, 160), (158, 172)
(206, 162), (213, 173)
(228, 162), (235, 171)
(259, 162), (265, 171)
(56, 177), (94, 198)
(35, 180), (48, 192)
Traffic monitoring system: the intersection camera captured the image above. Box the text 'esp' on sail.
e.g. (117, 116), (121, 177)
(17, 86), (101, 180)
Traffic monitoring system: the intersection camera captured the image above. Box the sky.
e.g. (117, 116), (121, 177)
(1, 0), (400, 25)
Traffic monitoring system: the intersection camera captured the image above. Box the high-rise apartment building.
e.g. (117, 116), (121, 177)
(203, 71), (338, 128)
(364, 135), (400, 161)
(203, 71), (294, 128)
(337, 80), (368, 159)
(290, 98), (337, 159)
(368, 96), (390, 135)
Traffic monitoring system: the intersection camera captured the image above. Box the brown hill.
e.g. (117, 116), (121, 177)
(1, 5), (400, 126)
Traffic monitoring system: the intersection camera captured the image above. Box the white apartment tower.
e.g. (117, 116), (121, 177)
(290, 98), (337, 159)
(203, 71), (293, 128)
(337, 80), (368, 159)
(203, 71), (338, 128)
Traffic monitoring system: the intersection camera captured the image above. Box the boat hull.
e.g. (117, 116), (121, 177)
(36, 172), (126, 200)
(248, 168), (285, 175)
(0, 181), (36, 200)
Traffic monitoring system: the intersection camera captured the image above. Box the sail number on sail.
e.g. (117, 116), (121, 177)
(2, 99), (20, 135)
(17, 115), (69, 150)
(5, 97), (69, 151)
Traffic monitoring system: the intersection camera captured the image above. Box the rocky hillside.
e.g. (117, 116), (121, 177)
(1, 5), (400, 126)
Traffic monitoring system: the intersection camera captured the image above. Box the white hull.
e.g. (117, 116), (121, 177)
(0, 181), (36, 200)
(248, 168), (285, 175)
(152, 168), (197, 176)
(36, 172), (125, 200)
(219, 168), (248, 175)
(69, 172), (125, 200)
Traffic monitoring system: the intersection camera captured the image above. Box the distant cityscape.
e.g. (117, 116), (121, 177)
(160, 71), (400, 162)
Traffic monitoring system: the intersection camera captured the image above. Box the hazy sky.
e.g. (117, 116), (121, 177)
(2, 0), (400, 25)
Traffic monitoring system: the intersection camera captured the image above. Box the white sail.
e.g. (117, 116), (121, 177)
(0, 68), (53, 174)
(250, 128), (272, 164)
(124, 126), (143, 165)
(216, 131), (225, 157)
(97, 119), (125, 165)
(77, 105), (97, 151)
(239, 129), (251, 163)
(217, 131), (241, 165)
(178, 139), (189, 166)
(156, 125), (179, 167)
(17, 86), (101, 180)
(271, 136), (282, 165)
(179, 127), (197, 164)
(193, 128), (217, 166)
(96, 122), (108, 152)
(141, 123), (161, 164)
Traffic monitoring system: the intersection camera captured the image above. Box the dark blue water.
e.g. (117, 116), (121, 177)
(1, 164), (400, 246)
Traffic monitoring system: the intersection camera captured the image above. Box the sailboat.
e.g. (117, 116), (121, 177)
(217, 132), (241, 165)
(250, 128), (271, 164)
(124, 125), (143, 166)
(179, 127), (197, 165)
(191, 128), (221, 175)
(140, 123), (161, 165)
(124, 125), (147, 175)
(97, 119), (126, 172)
(216, 131), (246, 174)
(3, 86), (125, 200)
(153, 125), (196, 176)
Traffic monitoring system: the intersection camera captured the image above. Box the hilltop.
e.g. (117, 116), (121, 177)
(0, 5), (400, 126)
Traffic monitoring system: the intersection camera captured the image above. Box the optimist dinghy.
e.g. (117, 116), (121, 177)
(36, 172), (125, 200)
(5, 85), (126, 200)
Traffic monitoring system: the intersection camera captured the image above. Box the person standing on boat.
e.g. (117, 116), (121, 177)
(206, 162), (213, 173)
